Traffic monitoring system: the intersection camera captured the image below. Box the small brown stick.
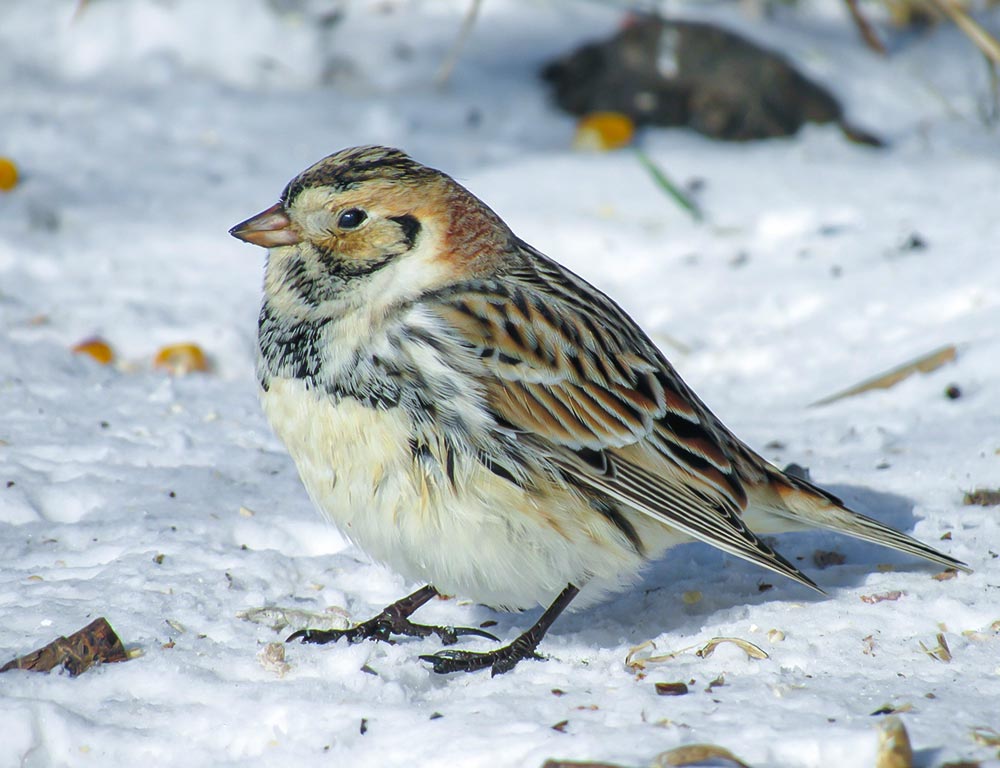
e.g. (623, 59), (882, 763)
(810, 344), (957, 406)
(436, 0), (484, 87)
(927, 0), (1000, 64)
(844, 0), (888, 54)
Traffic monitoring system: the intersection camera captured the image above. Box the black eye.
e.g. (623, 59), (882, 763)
(338, 208), (367, 230)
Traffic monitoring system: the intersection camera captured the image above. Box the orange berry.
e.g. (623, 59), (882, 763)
(153, 343), (210, 375)
(0, 157), (19, 191)
(573, 112), (636, 151)
(72, 337), (115, 365)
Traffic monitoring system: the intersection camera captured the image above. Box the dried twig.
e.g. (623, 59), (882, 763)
(810, 344), (957, 406)
(927, 0), (1000, 64)
(436, 0), (484, 87)
(844, 0), (888, 53)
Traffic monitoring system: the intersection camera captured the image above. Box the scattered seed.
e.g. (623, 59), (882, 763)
(696, 637), (768, 661)
(652, 743), (752, 767)
(875, 715), (913, 768)
(655, 682), (689, 696)
(871, 703), (912, 716)
(963, 488), (1000, 506)
(705, 675), (725, 692)
(359, 718), (368, 735)
(919, 633), (952, 662)
(813, 549), (846, 568)
(970, 726), (1000, 747)
(552, 720), (569, 733)
(258, 642), (290, 677)
(932, 569), (958, 581)
(861, 591), (904, 604)
(153, 343), (210, 375)
(72, 337), (114, 365)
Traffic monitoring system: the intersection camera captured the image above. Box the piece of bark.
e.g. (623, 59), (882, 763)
(542, 16), (882, 145)
(1, 617), (129, 676)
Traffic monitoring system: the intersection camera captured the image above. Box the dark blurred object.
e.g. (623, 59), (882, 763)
(542, 17), (883, 146)
(1, 617), (129, 676)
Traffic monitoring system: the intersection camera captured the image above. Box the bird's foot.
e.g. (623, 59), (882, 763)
(419, 582), (580, 676)
(420, 634), (545, 676)
(286, 585), (498, 647)
(288, 615), (497, 646)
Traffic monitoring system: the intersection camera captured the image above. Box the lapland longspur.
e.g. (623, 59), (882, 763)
(231, 146), (968, 675)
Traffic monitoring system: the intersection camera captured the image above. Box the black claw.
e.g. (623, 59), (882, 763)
(447, 626), (501, 643)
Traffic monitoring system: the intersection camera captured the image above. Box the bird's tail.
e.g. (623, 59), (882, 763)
(746, 466), (971, 573)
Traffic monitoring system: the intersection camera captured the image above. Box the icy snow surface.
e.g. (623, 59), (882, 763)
(1, 2), (999, 767)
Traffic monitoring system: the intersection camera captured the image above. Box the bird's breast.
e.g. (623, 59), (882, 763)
(258, 375), (659, 610)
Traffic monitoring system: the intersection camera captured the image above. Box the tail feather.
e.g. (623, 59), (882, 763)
(752, 469), (972, 574)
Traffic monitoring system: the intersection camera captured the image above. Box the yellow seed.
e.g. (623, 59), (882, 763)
(0, 157), (18, 191)
(153, 343), (209, 375)
(573, 111), (636, 151)
(72, 338), (114, 365)
(875, 716), (913, 768)
(682, 590), (702, 605)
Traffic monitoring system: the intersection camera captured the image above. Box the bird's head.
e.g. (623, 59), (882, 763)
(231, 146), (509, 313)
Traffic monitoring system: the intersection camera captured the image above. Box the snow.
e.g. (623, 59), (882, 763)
(2, 1), (999, 766)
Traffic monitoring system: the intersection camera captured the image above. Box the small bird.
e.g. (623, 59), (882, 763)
(231, 146), (968, 676)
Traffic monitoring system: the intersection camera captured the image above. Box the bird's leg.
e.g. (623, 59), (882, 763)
(287, 584), (499, 646)
(421, 583), (580, 676)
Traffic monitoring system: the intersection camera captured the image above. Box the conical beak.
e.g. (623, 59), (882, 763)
(229, 203), (302, 247)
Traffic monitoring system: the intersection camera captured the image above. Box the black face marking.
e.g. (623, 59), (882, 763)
(388, 215), (421, 249)
(314, 243), (396, 280)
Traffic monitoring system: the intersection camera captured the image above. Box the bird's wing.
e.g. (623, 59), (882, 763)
(426, 246), (819, 591)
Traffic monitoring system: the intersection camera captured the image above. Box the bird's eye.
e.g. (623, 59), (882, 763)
(337, 208), (367, 230)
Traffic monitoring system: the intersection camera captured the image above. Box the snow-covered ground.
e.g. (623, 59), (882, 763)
(2, 2), (999, 766)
